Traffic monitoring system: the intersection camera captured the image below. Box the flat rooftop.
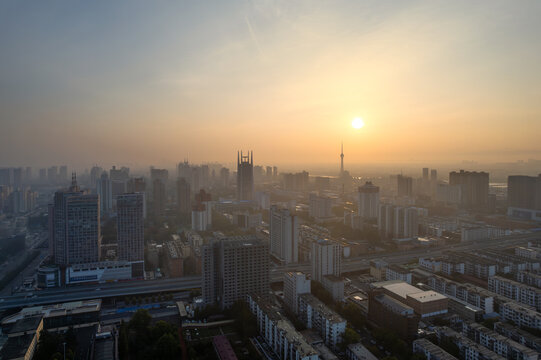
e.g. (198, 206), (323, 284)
(407, 290), (447, 303)
(1, 299), (102, 325)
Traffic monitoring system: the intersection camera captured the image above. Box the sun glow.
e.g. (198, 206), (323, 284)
(352, 117), (364, 129)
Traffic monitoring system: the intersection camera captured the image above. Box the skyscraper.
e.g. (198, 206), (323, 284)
(311, 239), (341, 282)
(90, 165), (103, 188)
(309, 193), (333, 219)
(449, 170), (489, 209)
(393, 207), (419, 239)
(378, 204), (419, 239)
(358, 181), (380, 219)
(219, 167), (230, 188)
(507, 175), (541, 210)
(422, 168), (429, 182)
(96, 172), (112, 217)
(153, 178), (166, 216)
(202, 236), (269, 309)
(430, 169), (438, 183)
(397, 175), (413, 197)
(59, 165), (68, 183)
(48, 166), (58, 184)
(117, 193), (145, 277)
(51, 174), (101, 266)
(177, 177), (191, 213)
(110, 166), (129, 196)
(270, 205), (299, 264)
(150, 168), (168, 186)
(127, 177), (146, 193)
(378, 203), (395, 238)
(237, 151), (254, 201)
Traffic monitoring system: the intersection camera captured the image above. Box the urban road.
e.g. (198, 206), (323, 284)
(0, 233), (537, 311)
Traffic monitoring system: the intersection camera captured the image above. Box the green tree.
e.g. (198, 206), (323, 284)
(154, 333), (180, 359)
(339, 327), (360, 351)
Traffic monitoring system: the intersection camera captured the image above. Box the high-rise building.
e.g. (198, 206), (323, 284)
(422, 168), (429, 182)
(378, 204), (395, 238)
(24, 167), (32, 183)
(51, 174), (100, 266)
(449, 170), (489, 209)
(90, 166), (103, 188)
(39, 168), (47, 183)
(176, 177), (191, 213)
(200, 165), (210, 190)
(283, 272), (311, 314)
(270, 206), (299, 264)
(0, 168), (12, 186)
(358, 182), (380, 219)
(59, 165), (68, 183)
(202, 236), (269, 309)
(309, 193), (333, 219)
(150, 168), (168, 195)
(311, 239), (341, 282)
(430, 169), (438, 183)
(266, 166), (272, 180)
(393, 207), (419, 239)
(397, 175), (413, 197)
(12, 168), (23, 189)
(378, 204), (418, 239)
(219, 167), (230, 188)
(127, 177), (146, 193)
(117, 193), (145, 277)
(508, 175), (541, 210)
(110, 166), (129, 196)
(47, 166), (58, 184)
(152, 179), (166, 216)
(192, 189), (212, 231)
(96, 172), (112, 217)
(177, 161), (191, 180)
(237, 151), (254, 201)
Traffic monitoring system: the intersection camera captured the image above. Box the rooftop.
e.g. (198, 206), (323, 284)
(1, 299), (102, 325)
(299, 293), (345, 324)
(347, 342), (378, 360)
(212, 335), (238, 360)
(7, 315), (42, 335)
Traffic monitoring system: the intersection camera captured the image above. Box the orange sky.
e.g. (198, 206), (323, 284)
(1, 1), (540, 169)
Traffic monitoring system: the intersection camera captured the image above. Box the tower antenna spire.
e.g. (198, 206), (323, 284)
(340, 141), (344, 175)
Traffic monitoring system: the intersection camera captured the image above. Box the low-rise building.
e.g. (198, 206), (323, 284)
(488, 276), (541, 311)
(434, 326), (506, 360)
(516, 271), (541, 288)
(500, 302), (541, 330)
(369, 260), (388, 281)
(372, 280), (448, 318)
(412, 338), (457, 360)
(367, 290), (419, 341)
(346, 343), (378, 360)
(462, 322), (539, 360)
(494, 321), (541, 354)
(427, 275), (495, 313)
(247, 294), (319, 360)
(298, 293), (346, 349)
(386, 265), (412, 284)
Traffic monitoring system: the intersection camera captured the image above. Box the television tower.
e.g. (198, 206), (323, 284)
(340, 142), (344, 176)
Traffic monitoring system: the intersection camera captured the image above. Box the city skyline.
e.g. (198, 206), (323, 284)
(1, 1), (541, 167)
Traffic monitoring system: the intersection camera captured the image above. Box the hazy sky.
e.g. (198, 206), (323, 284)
(1, 0), (540, 169)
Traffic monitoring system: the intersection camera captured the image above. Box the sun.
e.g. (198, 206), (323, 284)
(352, 117), (364, 129)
